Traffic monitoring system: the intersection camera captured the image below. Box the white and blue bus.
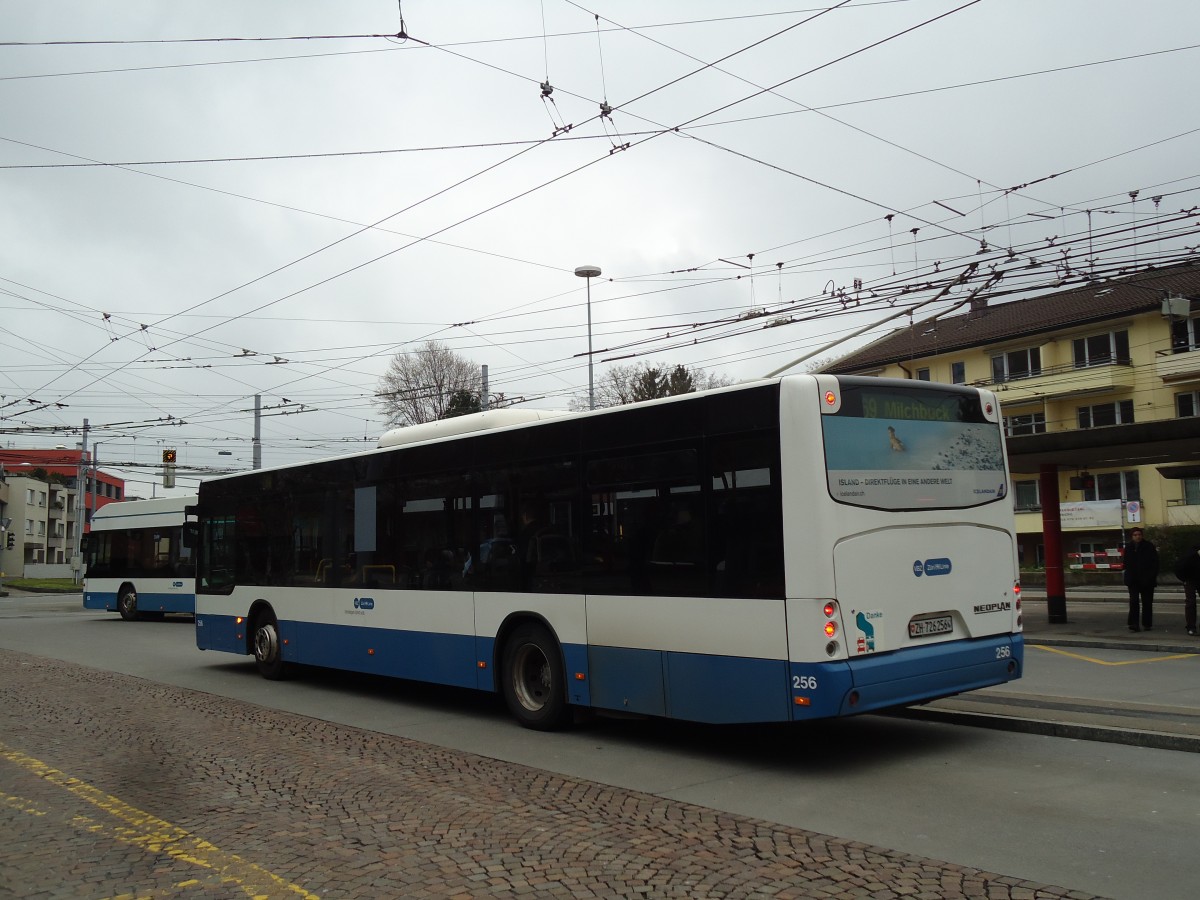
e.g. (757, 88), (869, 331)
(84, 495), (197, 620)
(194, 375), (1022, 729)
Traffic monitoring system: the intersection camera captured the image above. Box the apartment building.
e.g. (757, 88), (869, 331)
(822, 261), (1200, 567)
(0, 448), (125, 577)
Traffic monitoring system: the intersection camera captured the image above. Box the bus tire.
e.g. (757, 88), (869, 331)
(117, 588), (139, 621)
(252, 610), (287, 680)
(501, 622), (571, 731)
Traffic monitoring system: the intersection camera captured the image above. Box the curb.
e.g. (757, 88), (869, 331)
(0, 586), (82, 595)
(893, 704), (1200, 753)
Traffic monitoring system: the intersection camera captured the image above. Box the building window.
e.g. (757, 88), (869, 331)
(1077, 399), (1134, 429)
(1083, 470), (1140, 502)
(1013, 480), (1040, 510)
(1177, 391), (1200, 417)
(991, 346), (1041, 383)
(1171, 316), (1199, 353)
(1072, 330), (1130, 368)
(950, 361), (966, 384)
(1184, 477), (1200, 506)
(1004, 412), (1046, 436)
(25, 519), (34, 535)
(916, 367), (931, 381)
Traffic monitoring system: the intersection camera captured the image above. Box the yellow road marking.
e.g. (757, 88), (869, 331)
(1, 791), (47, 816)
(0, 740), (318, 899)
(1030, 643), (1197, 665)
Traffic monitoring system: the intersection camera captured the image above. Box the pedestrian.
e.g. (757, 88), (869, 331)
(1173, 543), (1200, 636)
(1122, 527), (1159, 632)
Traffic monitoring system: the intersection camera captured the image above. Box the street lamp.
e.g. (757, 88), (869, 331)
(575, 264), (602, 410)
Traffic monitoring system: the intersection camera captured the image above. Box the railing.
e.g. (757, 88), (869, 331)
(977, 359), (1134, 403)
(1067, 550), (1124, 571)
(1154, 346), (1200, 382)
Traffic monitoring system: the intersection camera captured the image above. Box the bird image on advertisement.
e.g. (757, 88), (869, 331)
(887, 426), (906, 451)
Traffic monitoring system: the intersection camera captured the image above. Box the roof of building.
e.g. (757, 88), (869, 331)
(823, 259), (1200, 374)
(0, 449), (124, 485)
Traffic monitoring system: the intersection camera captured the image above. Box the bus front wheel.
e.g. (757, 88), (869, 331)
(501, 622), (570, 731)
(252, 612), (287, 680)
(117, 588), (139, 621)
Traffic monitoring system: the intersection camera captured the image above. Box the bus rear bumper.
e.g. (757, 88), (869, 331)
(790, 633), (1023, 720)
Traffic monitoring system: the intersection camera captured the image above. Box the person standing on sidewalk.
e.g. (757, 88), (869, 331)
(1173, 543), (1200, 636)
(1123, 527), (1159, 632)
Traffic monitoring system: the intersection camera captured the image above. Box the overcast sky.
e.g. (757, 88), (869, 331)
(3, 0), (1198, 497)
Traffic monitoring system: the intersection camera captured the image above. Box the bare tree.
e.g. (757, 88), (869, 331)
(570, 362), (733, 410)
(376, 340), (481, 426)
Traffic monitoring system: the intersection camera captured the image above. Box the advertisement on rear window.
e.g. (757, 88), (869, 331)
(824, 415), (1006, 510)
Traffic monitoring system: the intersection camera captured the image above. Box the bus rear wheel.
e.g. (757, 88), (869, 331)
(252, 611), (287, 680)
(117, 588), (139, 621)
(501, 622), (570, 731)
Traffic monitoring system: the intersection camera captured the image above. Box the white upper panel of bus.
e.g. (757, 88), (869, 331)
(89, 495), (196, 531)
(377, 408), (574, 448)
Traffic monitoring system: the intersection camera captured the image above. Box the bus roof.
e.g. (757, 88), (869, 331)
(89, 495), (196, 530)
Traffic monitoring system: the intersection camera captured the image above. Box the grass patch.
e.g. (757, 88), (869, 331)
(1, 577), (81, 592)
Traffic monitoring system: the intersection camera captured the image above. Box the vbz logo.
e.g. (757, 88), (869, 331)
(913, 558), (952, 577)
(353, 597), (375, 610)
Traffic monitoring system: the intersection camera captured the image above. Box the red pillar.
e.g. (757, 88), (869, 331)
(1040, 463), (1067, 623)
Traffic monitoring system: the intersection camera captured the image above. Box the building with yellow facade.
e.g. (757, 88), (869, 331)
(822, 261), (1200, 568)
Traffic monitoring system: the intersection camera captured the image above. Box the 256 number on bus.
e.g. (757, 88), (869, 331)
(792, 675), (819, 690)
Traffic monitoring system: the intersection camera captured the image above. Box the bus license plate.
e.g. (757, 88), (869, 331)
(909, 615), (953, 638)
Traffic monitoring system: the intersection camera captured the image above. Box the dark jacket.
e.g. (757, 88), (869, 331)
(1122, 538), (1159, 588)
(1174, 545), (1200, 584)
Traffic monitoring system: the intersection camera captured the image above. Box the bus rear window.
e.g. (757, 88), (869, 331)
(821, 382), (1006, 510)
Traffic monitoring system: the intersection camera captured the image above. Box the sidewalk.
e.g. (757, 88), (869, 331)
(1022, 586), (1198, 653)
(901, 590), (1200, 752)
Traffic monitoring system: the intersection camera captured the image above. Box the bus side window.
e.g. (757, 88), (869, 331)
(708, 436), (784, 600)
(586, 449), (701, 597)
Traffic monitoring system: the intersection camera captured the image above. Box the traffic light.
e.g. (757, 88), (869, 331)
(163, 448), (177, 464)
(5, 532), (13, 550)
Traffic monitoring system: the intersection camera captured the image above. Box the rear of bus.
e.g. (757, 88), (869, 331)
(781, 374), (1022, 719)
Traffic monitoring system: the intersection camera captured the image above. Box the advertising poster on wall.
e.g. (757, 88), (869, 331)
(1059, 500), (1123, 528)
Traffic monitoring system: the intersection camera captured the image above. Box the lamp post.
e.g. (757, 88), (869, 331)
(575, 264), (602, 410)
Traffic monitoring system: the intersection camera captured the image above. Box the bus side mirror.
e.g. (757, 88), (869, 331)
(182, 523), (198, 549)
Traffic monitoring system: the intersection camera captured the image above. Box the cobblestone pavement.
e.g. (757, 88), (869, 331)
(0, 650), (1102, 900)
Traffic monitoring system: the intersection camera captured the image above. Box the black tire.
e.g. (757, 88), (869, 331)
(252, 610), (287, 680)
(501, 622), (571, 730)
(117, 587), (139, 621)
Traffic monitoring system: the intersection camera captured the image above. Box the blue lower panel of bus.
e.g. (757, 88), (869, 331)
(83, 592), (114, 611)
(84, 591), (194, 614)
(195, 611), (1022, 724)
(196, 614), (246, 653)
(589, 646), (791, 724)
(788, 633), (1025, 720)
(288, 620), (481, 689)
(197, 615), (512, 693)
